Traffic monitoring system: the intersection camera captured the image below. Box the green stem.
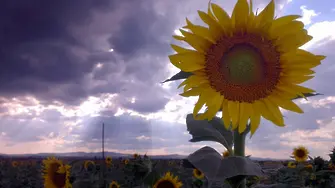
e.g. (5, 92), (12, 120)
(233, 129), (247, 188)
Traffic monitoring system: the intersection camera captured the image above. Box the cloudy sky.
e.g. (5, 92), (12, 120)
(0, 0), (334, 160)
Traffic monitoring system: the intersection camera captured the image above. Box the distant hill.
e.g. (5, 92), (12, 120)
(0, 151), (286, 161)
(0, 151), (186, 159)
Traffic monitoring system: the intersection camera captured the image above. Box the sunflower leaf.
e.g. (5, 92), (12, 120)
(186, 114), (233, 150)
(161, 71), (192, 83)
(291, 92), (323, 100)
(187, 146), (264, 183)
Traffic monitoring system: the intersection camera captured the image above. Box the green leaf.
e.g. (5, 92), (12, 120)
(161, 71), (192, 83)
(187, 146), (264, 183)
(186, 114), (233, 150)
(291, 93), (323, 100)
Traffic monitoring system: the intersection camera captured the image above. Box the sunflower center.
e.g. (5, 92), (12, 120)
(221, 44), (264, 84)
(296, 149), (307, 158)
(111, 184), (118, 188)
(49, 163), (66, 187)
(195, 169), (202, 175)
(205, 33), (281, 103)
(156, 180), (176, 188)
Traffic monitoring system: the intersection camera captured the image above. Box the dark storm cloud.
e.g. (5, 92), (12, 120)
(107, 4), (172, 57)
(0, 0), (176, 113)
(0, 0), (115, 104)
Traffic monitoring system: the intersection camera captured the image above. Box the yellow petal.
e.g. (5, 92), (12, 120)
(228, 101), (239, 129)
(256, 0), (275, 27)
(238, 103), (252, 133)
(276, 31), (313, 52)
(193, 95), (207, 117)
(262, 98), (285, 126)
(270, 21), (304, 39)
(169, 52), (205, 64)
(184, 18), (215, 43)
(197, 10), (224, 40)
(210, 3), (232, 33)
(173, 35), (184, 41)
(277, 83), (315, 96)
(221, 100), (231, 130)
(180, 88), (201, 97)
(268, 94), (303, 113)
(231, 0), (249, 29)
(207, 0), (216, 20)
(270, 15), (302, 32)
(178, 75), (208, 89)
(250, 104), (261, 136)
(169, 53), (205, 72)
(184, 82), (209, 93)
(179, 29), (213, 53)
(170, 44), (195, 53)
(282, 69), (315, 76)
(254, 100), (280, 126)
(206, 92), (224, 120)
(281, 75), (314, 84)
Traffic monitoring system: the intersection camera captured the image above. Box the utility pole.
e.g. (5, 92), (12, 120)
(101, 122), (106, 188)
(102, 122), (105, 160)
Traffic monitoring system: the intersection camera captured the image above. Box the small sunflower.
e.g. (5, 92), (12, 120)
(168, 160), (175, 166)
(153, 172), (183, 188)
(133, 153), (139, 159)
(328, 163), (335, 170)
(42, 156), (71, 188)
(105, 156), (112, 165)
(122, 159), (129, 165)
(169, 0), (324, 135)
(305, 164), (313, 169)
(223, 150), (231, 157)
(11, 161), (19, 167)
(287, 161), (296, 168)
(84, 160), (95, 171)
(109, 180), (120, 188)
(193, 168), (205, 179)
(292, 146), (309, 162)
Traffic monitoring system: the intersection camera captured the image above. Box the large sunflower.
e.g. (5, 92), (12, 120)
(153, 172), (183, 188)
(169, 0), (324, 134)
(292, 146), (309, 162)
(42, 157), (71, 188)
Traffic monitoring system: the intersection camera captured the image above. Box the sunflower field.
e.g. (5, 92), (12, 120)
(0, 147), (335, 188)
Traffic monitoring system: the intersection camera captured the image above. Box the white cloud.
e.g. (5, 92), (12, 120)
(302, 21), (335, 50)
(297, 5), (319, 26)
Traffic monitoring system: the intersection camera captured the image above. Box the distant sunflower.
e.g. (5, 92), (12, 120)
(287, 161), (296, 168)
(153, 172), (183, 188)
(193, 168), (205, 179)
(42, 157), (71, 188)
(122, 159), (129, 165)
(292, 146), (309, 162)
(223, 150), (233, 157)
(168, 160), (175, 166)
(170, 0), (324, 135)
(84, 160), (95, 171)
(133, 153), (139, 159)
(11, 161), (19, 167)
(305, 164), (313, 169)
(328, 163), (335, 170)
(109, 180), (120, 188)
(105, 156), (112, 165)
